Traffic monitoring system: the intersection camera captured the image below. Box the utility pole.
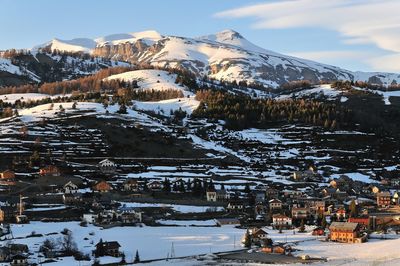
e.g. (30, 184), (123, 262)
(170, 242), (175, 258)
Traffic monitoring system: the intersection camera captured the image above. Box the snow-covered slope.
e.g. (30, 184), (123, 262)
(133, 97), (199, 115)
(28, 29), (400, 88)
(105, 69), (189, 95)
(0, 58), (22, 75)
(106, 69), (199, 114)
(0, 57), (41, 83)
(34, 31), (162, 53)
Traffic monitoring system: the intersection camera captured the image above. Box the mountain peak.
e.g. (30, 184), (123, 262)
(214, 29), (244, 40)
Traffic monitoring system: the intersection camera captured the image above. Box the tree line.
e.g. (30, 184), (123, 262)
(192, 90), (351, 130)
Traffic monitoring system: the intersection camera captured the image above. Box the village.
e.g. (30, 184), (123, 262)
(0, 153), (399, 265)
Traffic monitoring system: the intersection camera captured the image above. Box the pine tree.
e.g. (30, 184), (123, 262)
(179, 181), (186, 192)
(117, 104), (127, 114)
(120, 252), (126, 264)
(163, 178), (171, 193)
(134, 250), (140, 263)
(350, 199), (358, 217)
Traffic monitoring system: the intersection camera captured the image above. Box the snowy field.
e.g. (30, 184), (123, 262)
(133, 96), (199, 115)
(5, 221), (244, 264)
(119, 202), (224, 213)
(106, 69), (190, 95)
(8, 224), (398, 266)
(277, 84), (341, 100)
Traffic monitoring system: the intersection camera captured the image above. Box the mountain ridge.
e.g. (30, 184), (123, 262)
(2, 29), (400, 88)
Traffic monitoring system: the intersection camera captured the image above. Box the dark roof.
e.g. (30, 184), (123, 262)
(96, 241), (121, 249)
(12, 254), (27, 260)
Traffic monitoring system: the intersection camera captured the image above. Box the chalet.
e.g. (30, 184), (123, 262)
(0, 170), (16, 186)
(272, 214), (292, 229)
(291, 207), (311, 220)
(15, 215), (28, 224)
(147, 180), (162, 191)
(348, 217), (370, 230)
(94, 240), (121, 257)
(63, 181), (78, 194)
(123, 179), (139, 192)
(322, 188), (348, 200)
(269, 199), (282, 210)
(216, 189), (230, 201)
(335, 208), (347, 221)
(83, 213), (96, 224)
(8, 244), (28, 255)
(0, 170), (15, 179)
(294, 167), (322, 182)
(120, 212), (141, 224)
(39, 165), (60, 176)
(266, 188), (279, 199)
(377, 192), (391, 208)
(93, 181), (112, 193)
(329, 222), (365, 243)
(0, 205), (15, 222)
(306, 200), (325, 215)
(98, 159), (117, 174)
(10, 254), (28, 266)
(249, 228), (269, 241)
(118, 206), (142, 223)
(227, 200), (244, 212)
(261, 244), (290, 254)
(283, 190), (303, 199)
(206, 188), (217, 202)
(206, 188), (229, 202)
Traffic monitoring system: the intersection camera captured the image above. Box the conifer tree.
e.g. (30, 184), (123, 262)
(134, 250), (140, 263)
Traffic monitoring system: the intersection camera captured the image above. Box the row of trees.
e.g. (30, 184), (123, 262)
(161, 177), (216, 196)
(192, 90), (350, 130)
(332, 80), (400, 92)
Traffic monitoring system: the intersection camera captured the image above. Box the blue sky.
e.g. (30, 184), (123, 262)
(1, 0), (399, 72)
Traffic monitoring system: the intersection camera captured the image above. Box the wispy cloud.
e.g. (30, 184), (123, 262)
(287, 50), (368, 61)
(215, 0), (400, 71)
(367, 54), (400, 72)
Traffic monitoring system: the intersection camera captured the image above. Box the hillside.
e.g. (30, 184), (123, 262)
(105, 69), (189, 95)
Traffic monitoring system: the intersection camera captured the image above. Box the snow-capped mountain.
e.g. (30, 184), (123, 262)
(6, 29), (400, 88)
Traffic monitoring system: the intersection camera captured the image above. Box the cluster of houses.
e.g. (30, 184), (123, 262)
(219, 169), (400, 245)
(0, 161), (400, 265)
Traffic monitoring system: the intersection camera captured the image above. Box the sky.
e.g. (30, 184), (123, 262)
(1, 0), (399, 73)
